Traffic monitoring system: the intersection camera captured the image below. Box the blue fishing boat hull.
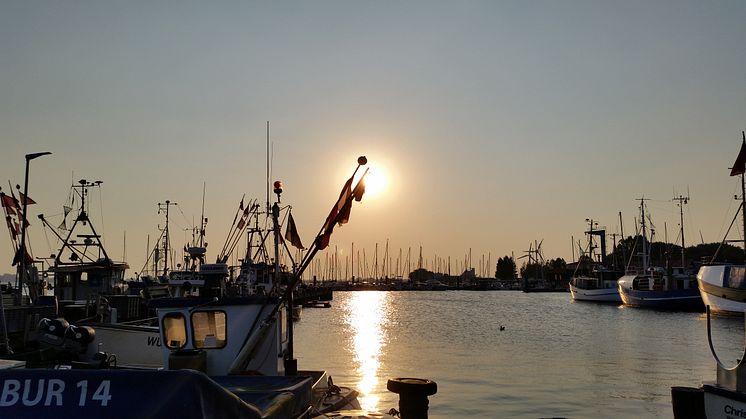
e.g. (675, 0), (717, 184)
(0, 369), (312, 419)
(619, 286), (704, 311)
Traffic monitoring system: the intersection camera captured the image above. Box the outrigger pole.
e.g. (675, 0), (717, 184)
(272, 156), (369, 374)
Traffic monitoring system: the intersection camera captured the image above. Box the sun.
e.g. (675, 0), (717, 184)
(363, 165), (388, 198)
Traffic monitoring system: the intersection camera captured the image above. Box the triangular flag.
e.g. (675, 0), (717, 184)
(732, 134), (746, 176)
(1, 194), (17, 215)
(352, 176), (365, 202)
(284, 213), (305, 250)
(63, 205), (72, 217)
(17, 191), (36, 205)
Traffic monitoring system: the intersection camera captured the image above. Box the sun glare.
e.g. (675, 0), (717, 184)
(363, 166), (388, 199)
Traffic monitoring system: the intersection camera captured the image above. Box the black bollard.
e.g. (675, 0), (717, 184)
(671, 386), (705, 419)
(387, 377), (437, 419)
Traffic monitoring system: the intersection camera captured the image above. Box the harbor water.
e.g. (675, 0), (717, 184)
(294, 291), (745, 418)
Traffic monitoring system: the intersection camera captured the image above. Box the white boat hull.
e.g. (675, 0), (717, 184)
(697, 265), (746, 315)
(569, 283), (621, 303)
(703, 385), (746, 419)
(700, 291), (746, 315)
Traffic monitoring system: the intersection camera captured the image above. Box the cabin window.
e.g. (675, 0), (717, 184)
(163, 313), (187, 349)
(191, 311), (227, 349)
(728, 267), (746, 289)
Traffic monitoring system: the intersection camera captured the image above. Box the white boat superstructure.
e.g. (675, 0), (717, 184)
(569, 276), (621, 302)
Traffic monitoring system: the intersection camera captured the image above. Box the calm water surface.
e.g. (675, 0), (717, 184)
(294, 291), (745, 418)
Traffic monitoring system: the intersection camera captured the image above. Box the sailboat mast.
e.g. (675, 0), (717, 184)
(742, 131), (746, 263)
(639, 198), (648, 273)
(266, 121), (270, 214)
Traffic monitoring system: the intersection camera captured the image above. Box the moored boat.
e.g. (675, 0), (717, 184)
(569, 218), (623, 303)
(618, 198), (703, 311)
(697, 132), (746, 315)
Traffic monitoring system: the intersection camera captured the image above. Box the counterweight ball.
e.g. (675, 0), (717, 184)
(357, 156), (367, 165)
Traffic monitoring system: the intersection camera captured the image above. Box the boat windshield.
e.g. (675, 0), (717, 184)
(192, 311), (227, 349)
(163, 313), (187, 349)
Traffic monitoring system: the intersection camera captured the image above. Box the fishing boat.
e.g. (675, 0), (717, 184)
(617, 198), (703, 311)
(697, 133), (746, 315)
(0, 156), (387, 418)
(37, 179), (139, 322)
(569, 218), (624, 303)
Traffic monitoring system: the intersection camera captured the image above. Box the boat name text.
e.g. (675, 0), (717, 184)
(0, 379), (111, 407)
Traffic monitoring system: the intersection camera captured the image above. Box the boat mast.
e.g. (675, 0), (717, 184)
(742, 131), (746, 263)
(638, 198), (648, 273)
(158, 200), (177, 278)
(673, 194), (689, 267)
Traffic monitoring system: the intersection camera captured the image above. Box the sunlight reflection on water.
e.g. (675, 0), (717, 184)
(345, 291), (390, 411)
(295, 291), (746, 418)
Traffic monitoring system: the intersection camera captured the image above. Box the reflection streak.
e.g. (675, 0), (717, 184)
(346, 291), (388, 411)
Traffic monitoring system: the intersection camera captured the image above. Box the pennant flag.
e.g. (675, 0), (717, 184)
(336, 198), (353, 226)
(321, 175), (354, 233)
(317, 170), (368, 250)
(731, 136), (746, 176)
(17, 191), (35, 205)
(237, 218), (246, 230)
(352, 176), (365, 202)
(6, 217), (17, 238)
(1, 194), (17, 215)
(12, 245), (32, 266)
(63, 205), (72, 217)
(284, 213), (305, 250)
(239, 197), (244, 211)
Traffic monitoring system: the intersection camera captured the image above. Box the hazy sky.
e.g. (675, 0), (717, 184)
(1, 1), (744, 276)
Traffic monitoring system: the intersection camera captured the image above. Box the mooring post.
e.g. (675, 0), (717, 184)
(387, 377), (437, 419)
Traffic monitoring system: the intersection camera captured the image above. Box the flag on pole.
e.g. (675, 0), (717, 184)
(285, 213), (304, 250)
(17, 191), (35, 205)
(321, 176), (354, 233)
(1, 194), (17, 215)
(731, 135), (746, 176)
(317, 169), (368, 250)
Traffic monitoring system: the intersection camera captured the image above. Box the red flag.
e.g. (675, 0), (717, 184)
(352, 176), (365, 202)
(1, 194), (17, 215)
(336, 198), (353, 226)
(317, 172), (368, 250)
(237, 218), (246, 230)
(12, 245), (32, 266)
(17, 191), (35, 205)
(284, 213), (305, 250)
(6, 217), (17, 238)
(321, 175), (354, 233)
(731, 136), (746, 176)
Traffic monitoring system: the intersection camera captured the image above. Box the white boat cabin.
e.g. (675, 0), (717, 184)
(153, 296), (288, 376)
